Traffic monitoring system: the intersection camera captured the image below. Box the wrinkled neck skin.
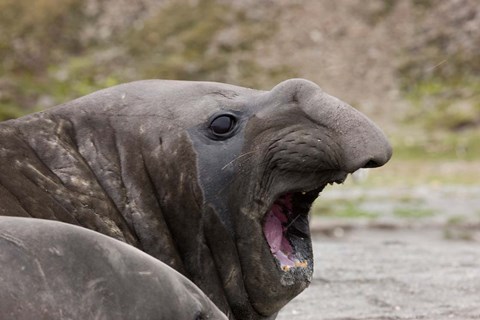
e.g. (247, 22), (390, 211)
(0, 82), (272, 320)
(49, 105), (256, 319)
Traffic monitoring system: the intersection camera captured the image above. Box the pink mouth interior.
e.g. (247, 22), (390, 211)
(263, 193), (299, 268)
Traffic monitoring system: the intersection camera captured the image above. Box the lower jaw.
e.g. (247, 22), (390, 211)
(276, 237), (313, 286)
(264, 223), (314, 285)
(239, 232), (313, 317)
(249, 246), (314, 317)
(250, 276), (312, 317)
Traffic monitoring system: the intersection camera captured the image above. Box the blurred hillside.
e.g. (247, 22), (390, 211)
(1, 0), (479, 164)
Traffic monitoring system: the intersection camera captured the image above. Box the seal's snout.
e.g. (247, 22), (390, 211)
(337, 115), (393, 173)
(353, 139), (392, 170)
(274, 78), (392, 173)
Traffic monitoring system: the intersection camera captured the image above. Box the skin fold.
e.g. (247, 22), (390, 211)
(0, 79), (391, 319)
(0, 216), (227, 320)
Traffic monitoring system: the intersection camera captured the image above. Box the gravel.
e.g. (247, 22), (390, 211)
(278, 228), (480, 320)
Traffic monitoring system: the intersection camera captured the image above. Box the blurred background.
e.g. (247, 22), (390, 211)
(1, 0), (478, 227)
(1, 0), (479, 317)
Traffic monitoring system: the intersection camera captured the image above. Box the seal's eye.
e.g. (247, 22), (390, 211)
(209, 115), (236, 136)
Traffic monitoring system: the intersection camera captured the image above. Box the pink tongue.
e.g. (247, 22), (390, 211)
(264, 210), (283, 253)
(264, 204), (295, 267)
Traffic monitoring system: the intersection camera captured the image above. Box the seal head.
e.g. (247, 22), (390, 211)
(187, 79), (391, 316)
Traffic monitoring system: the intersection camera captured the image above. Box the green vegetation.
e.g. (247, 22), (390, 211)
(393, 0), (480, 164)
(0, 0), (89, 73)
(0, 0), (96, 118)
(312, 195), (434, 219)
(392, 129), (480, 161)
(0, 104), (27, 121)
(393, 207), (434, 218)
(402, 77), (480, 132)
(0, 0), (294, 121)
(362, 0), (398, 25)
(312, 198), (379, 218)
(391, 39), (480, 162)
(443, 215), (477, 241)
(446, 215), (466, 226)
(124, 0), (286, 85)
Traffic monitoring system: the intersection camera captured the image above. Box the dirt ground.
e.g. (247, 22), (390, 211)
(278, 227), (480, 320)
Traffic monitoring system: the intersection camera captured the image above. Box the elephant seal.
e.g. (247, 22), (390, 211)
(0, 216), (227, 320)
(0, 79), (392, 319)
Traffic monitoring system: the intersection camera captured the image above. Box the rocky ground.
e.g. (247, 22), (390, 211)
(278, 185), (480, 320)
(278, 228), (480, 320)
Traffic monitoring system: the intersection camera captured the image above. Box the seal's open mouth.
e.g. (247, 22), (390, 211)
(262, 171), (348, 273)
(263, 187), (324, 271)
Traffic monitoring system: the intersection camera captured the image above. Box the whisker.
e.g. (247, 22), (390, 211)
(221, 150), (259, 170)
(220, 139), (280, 171)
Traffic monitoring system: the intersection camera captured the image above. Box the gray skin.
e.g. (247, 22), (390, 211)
(0, 79), (392, 319)
(0, 216), (227, 320)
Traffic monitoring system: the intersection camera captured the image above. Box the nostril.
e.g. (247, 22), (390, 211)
(362, 159), (381, 169)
